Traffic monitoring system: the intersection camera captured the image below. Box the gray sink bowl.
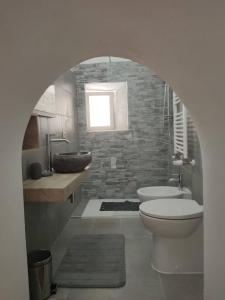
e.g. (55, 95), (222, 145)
(53, 152), (92, 173)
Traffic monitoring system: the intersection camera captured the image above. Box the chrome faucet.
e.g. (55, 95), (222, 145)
(168, 166), (183, 190)
(178, 170), (184, 190)
(44, 134), (70, 176)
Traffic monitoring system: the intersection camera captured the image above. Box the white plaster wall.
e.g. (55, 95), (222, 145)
(1, 1), (225, 299)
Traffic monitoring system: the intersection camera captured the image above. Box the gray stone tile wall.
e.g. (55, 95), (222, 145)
(73, 61), (172, 199)
(168, 109), (203, 204)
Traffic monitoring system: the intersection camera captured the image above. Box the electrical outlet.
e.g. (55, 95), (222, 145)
(111, 157), (117, 169)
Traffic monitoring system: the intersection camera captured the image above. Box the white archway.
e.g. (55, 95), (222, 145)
(1, 1), (225, 299)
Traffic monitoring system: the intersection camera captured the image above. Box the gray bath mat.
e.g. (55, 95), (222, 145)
(54, 234), (126, 288)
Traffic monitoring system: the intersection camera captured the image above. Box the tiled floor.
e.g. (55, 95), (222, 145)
(50, 217), (203, 300)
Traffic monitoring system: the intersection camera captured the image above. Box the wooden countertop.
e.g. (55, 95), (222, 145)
(23, 167), (90, 202)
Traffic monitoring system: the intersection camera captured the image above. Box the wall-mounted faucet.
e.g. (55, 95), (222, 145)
(172, 153), (196, 167)
(178, 169), (184, 190)
(44, 134), (70, 176)
(168, 166), (184, 191)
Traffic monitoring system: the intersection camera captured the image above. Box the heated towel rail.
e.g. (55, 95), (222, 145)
(173, 92), (188, 159)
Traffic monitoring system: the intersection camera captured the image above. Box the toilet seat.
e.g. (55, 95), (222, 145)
(139, 198), (203, 220)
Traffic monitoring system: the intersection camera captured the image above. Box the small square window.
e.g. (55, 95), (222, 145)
(85, 82), (128, 132)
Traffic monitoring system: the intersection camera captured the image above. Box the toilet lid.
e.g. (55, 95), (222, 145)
(139, 199), (203, 220)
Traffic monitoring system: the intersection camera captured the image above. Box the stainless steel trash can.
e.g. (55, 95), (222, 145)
(28, 250), (53, 300)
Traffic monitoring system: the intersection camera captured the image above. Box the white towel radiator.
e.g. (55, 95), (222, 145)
(173, 92), (188, 159)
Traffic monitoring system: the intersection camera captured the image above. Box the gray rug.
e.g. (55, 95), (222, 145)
(54, 234), (126, 288)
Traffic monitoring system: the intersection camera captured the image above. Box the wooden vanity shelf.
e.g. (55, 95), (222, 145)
(23, 167), (90, 203)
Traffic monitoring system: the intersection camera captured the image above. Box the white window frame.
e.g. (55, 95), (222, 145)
(86, 91), (115, 132)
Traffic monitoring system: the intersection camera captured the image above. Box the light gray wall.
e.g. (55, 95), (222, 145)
(73, 61), (172, 199)
(169, 107), (203, 204)
(183, 113), (203, 204)
(1, 1), (225, 299)
(22, 71), (80, 251)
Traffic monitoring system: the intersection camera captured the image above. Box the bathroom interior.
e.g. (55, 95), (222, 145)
(22, 56), (203, 300)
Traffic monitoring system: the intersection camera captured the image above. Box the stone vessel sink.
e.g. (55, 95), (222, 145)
(53, 152), (92, 173)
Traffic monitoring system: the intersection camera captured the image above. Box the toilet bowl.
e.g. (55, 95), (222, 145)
(137, 186), (191, 202)
(139, 198), (203, 274)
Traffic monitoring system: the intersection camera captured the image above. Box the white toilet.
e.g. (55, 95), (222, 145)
(139, 198), (203, 274)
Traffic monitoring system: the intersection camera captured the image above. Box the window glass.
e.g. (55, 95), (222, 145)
(89, 95), (111, 127)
